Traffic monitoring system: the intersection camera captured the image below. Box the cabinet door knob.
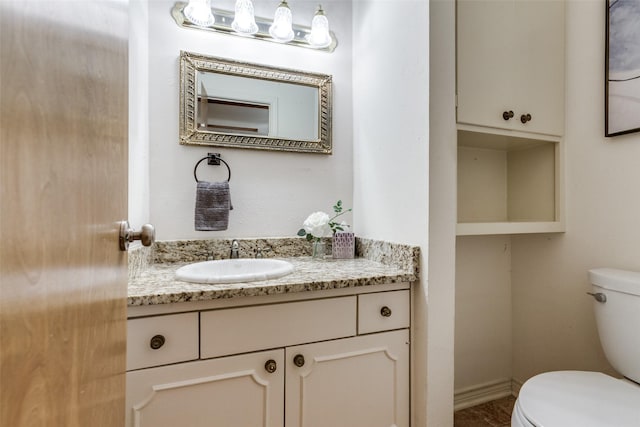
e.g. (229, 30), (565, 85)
(149, 334), (165, 350)
(293, 354), (305, 367)
(264, 359), (277, 373)
(380, 306), (392, 317)
(520, 113), (532, 124)
(502, 110), (514, 121)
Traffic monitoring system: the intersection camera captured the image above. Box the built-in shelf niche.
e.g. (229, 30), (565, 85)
(457, 128), (564, 236)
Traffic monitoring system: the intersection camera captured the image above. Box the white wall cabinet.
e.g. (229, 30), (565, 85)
(456, 0), (566, 235)
(456, 0), (565, 137)
(126, 289), (410, 427)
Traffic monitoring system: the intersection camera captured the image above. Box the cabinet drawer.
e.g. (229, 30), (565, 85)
(127, 312), (199, 371)
(358, 290), (410, 334)
(201, 296), (357, 359)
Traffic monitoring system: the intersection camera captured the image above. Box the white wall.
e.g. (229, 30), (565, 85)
(353, 1), (442, 426)
(135, 0), (353, 240)
(129, 0), (150, 230)
(452, 0), (640, 398)
(352, 1), (429, 246)
(428, 0), (457, 424)
(511, 0), (640, 384)
(455, 236), (512, 393)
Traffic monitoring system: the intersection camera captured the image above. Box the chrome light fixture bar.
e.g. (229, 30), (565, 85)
(171, 1), (337, 52)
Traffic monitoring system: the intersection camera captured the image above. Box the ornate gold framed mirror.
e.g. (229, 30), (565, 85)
(179, 51), (333, 154)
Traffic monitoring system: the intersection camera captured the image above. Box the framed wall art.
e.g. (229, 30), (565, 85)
(605, 0), (640, 137)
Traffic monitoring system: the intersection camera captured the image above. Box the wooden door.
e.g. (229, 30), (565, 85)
(126, 350), (285, 427)
(285, 330), (410, 427)
(0, 1), (128, 426)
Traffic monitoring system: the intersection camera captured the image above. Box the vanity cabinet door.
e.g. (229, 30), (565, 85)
(457, 0), (565, 136)
(285, 329), (410, 427)
(126, 349), (284, 427)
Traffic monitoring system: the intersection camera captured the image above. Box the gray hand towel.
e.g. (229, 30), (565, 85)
(195, 181), (233, 231)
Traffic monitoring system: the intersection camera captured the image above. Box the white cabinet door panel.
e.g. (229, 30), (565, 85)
(285, 330), (410, 427)
(513, 0), (565, 136)
(457, 0), (565, 136)
(457, 0), (516, 130)
(126, 349), (284, 427)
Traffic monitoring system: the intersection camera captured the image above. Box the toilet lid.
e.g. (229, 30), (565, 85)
(518, 371), (640, 427)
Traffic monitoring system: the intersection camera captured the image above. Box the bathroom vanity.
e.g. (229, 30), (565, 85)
(126, 238), (418, 427)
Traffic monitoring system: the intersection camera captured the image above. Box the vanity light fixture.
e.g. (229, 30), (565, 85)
(268, 0), (294, 43)
(307, 5), (331, 48)
(231, 0), (258, 35)
(171, 1), (337, 52)
(183, 0), (215, 27)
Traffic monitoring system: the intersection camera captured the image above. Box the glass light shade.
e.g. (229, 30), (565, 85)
(269, 1), (294, 43)
(184, 0), (214, 27)
(307, 5), (331, 48)
(231, 0), (258, 35)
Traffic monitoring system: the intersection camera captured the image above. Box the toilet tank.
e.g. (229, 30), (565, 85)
(589, 268), (640, 383)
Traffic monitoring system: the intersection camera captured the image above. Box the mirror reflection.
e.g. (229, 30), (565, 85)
(196, 71), (319, 140)
(180, 51), (332, 154)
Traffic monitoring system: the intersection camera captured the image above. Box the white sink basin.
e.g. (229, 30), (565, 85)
(175, 258), (294, 284)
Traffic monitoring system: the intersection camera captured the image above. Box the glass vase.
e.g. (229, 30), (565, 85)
(312, 240), (326, 259)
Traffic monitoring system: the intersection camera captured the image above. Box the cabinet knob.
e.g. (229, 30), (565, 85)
(502, 110), (514, 121)
(293, 354), (305, 367)
(264, 359), (277, 373)
(380, 306), (392, 317)
(520, 113), (532, 124)
(149, 334), (165, 350)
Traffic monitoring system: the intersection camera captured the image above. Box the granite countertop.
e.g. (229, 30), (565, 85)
(128, 237), (420, 306)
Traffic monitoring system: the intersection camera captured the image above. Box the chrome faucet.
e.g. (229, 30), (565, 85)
(230, 239), (240, 259)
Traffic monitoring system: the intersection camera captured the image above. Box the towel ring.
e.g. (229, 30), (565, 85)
(194, 153), (231, 183)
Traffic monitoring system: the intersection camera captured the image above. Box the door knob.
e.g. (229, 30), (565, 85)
(119, 221), (155, 251)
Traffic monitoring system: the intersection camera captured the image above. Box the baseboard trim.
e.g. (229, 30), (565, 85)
(454, 379), (514, 411)
(511, 378), (524, 397)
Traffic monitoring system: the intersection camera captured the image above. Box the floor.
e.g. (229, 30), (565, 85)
(454, 396), (516, 427)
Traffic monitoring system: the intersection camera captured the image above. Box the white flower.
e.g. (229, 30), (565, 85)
(303, 211), (331, 238)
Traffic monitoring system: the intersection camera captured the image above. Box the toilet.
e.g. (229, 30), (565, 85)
(512, 268), (640, 426)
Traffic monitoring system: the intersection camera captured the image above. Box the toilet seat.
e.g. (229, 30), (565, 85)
(511, 400), (533, 427)
(516, 371), (640, 427)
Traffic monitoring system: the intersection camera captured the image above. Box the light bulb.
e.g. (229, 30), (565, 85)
(269, 0), (294, 43)
(307, 5), (331, 48)
(231, 0), (258, 35)
(183, 0), (214, 27)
